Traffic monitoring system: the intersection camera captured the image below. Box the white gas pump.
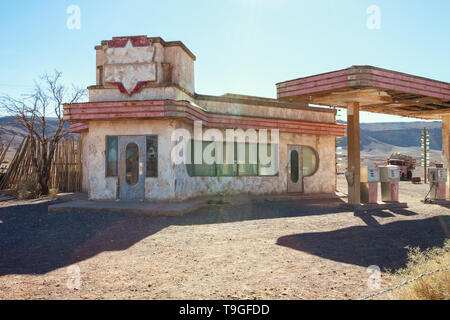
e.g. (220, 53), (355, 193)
(427, 167), (447, 200)
(360, 166), (380, 204)
(379, 165), (400, 202)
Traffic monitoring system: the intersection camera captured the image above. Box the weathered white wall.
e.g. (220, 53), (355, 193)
(80, 131), (90, 193)
(93, 39), (195, 101)
(196, 98), (335, 123)
(89, 85), (193, 102)
(85, 119), (176, 200)
(173, 122), (336, 200)
(83, 119), (336, 201)
(164, 46), (195, 94)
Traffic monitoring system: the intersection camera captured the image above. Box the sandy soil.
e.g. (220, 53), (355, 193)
(0, 175), (448, 300)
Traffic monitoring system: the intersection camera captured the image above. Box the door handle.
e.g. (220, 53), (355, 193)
(139, 162), (144, 176)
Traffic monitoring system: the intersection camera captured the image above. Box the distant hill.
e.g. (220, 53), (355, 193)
(0, 117), (66, 161)
(0, 117), (445, 162)
(337, 121), (443, 161)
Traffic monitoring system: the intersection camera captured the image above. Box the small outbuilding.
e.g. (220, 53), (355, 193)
(64, 36), (345, 201)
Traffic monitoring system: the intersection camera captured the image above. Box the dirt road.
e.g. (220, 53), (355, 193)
(0, 176), (448, 300)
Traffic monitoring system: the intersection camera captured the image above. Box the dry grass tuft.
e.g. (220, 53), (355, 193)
(49, 188), (59, 200)
(16, 176), (40, 199)
(388, 240), (449, 300)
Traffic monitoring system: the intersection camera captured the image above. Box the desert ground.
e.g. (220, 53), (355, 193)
(0, 174), (448, 300)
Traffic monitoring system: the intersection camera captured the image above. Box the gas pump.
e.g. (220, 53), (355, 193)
(380, 165), (400, 202)
(360, 166), (379, 204)
(426, 167), (447, 201)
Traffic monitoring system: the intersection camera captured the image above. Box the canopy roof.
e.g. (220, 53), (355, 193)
(277, 65), (450, 120)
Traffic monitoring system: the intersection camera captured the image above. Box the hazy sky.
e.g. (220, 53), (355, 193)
(0, 0), (449, 122)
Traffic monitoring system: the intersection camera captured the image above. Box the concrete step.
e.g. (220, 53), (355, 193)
(48, 198), (207, 216)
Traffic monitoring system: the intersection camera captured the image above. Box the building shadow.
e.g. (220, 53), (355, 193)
(173, 198), (348, 227)
(0, 198), (347, 276)
(387, 208), (418, 216)
(277, 215), (450, 272)
(354, 210), (395, 226)
(0, 203), (170, 276)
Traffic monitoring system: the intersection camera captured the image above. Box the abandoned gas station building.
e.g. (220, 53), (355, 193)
(64, 35), (450, 203)
(64, 36), (346, 201)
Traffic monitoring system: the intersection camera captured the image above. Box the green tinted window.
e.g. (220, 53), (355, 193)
(217, 142), (236, 176)
(194, 141), (217, 176)
(186, 140), (195, 177)
(185, 140), (279, 178)
(106, 136), (118, 177)
(125, 142), (139, 186)
(237, 143), (258, 176)
(259, 144), (278, 176)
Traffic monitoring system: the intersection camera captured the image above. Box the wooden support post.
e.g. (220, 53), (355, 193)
(347, 102), (361, 204)
(442, 115), (450, 200)
(424, 127), (427, 184)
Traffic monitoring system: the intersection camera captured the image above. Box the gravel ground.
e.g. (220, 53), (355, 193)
(0, 175), (448, 300)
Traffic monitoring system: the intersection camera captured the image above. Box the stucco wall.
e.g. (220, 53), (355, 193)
(93, 39), (195, 101)
(80, 131), (90, 193)
(83, 119), (336, 201)
(197, 98), (335, 123)
(85, 119), (176, 200)
(173, 122), (336, 200)
(89, 85), (193, 102)
(164, 46), (195, 94)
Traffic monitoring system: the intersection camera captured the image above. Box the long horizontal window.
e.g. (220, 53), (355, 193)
(186, 140), (278, 177)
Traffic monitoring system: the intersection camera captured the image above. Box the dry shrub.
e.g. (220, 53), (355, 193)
(388, 240), (449, 300)
(17, 176), (40, 199)
(49, 188), (59, 200)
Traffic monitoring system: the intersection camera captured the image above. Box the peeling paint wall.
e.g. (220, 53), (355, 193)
(93, 40), (195, 100)
(85, 119), (176, 200)
(89, 85), (193, 102)
(80, 131), (90, 193)
(172, 121), (336, 201)
(197, 98), (335, 123)
(83, 119), (336, 201)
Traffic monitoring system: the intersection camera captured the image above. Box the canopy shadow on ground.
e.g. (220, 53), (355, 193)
(277, 215), (450, 272)
(0, 198), (347, 276)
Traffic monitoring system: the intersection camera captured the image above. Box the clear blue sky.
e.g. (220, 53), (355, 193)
(0, 0), (449, 122)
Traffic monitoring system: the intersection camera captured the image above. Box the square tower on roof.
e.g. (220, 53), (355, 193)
(90, 36), (196, 102)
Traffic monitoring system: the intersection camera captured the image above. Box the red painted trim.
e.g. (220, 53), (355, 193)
(70, 123), (89, 133)
(106, 36), (152, 48)
(111, 81), (151, 96)
(277, 66), (450, 101)
(64, 100), (346, 137)
(105, 36), (153, 95)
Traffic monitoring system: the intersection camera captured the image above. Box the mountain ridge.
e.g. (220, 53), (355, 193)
(0, 117), (444, 161)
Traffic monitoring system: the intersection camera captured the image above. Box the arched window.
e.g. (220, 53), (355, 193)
(125, 143), (139, 186)
(302, 146), (319, 177)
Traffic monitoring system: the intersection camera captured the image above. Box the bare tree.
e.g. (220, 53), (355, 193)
(0, 71), (86, 194)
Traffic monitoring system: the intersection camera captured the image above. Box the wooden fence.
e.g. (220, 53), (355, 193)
(0, 136), (83, 193)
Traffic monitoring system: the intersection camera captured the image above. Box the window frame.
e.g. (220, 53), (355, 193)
(185, 140), (279, 178)
(146, 135), (159, 178)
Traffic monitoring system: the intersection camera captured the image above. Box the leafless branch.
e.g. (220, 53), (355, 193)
(0, 70), (86, 194)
